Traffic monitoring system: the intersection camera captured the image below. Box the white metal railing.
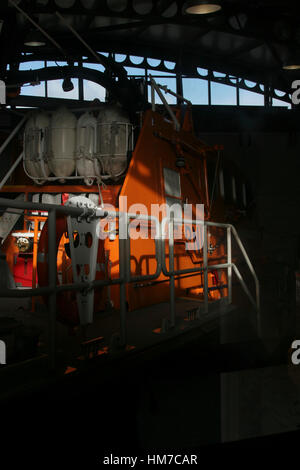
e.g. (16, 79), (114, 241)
(161, 216), (260, 335)
(0, 197), (260, 369)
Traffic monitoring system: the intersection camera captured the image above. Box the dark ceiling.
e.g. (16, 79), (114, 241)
(1, 0), (300, 97)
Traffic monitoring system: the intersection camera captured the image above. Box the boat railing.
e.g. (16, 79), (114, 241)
(0, 197), (260, 368)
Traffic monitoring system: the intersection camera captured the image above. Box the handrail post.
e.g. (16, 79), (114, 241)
(230, 225), (261, 337)
(169, 214), (175, 327)
(48, 209), (57, 370)
(203, 223), (208, 314)
(119, 212), (128, 346)
(227, 226), (232, 305)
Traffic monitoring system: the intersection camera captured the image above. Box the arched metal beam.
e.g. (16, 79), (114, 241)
(5, 65), (147, 114)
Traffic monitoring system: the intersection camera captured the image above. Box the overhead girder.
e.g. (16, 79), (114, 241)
(4, 57), (291, 106)
(3, 0), (300, 49)
(13, 37), (289, 92)
(6, 41), (295, 95)
(1, 1), (298, 98)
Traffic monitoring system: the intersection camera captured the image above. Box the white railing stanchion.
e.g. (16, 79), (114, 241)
(227, 226), (232, 305)
(161, 216), (260, 333)
(48, 209), (57, 370)
(203, 223), (209, 314)
(232, 264), (257, 311)
(229, 224), (261, 336)
(169, 214), (175, 328)
(119, 211), (128, 346)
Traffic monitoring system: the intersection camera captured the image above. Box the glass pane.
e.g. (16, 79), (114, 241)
(115, 54), (126, 63)
(148, 69), (175, 77)
(148, 77), (176, 105)
(130, 55), (144, 65)
(272, 98), (291, 109)
(46, 61), (68, 67)
(197, 67), (208, 76)
(125, 66), (145, 76)
(20, 82), (45, 97)
(164, 60), (175, 70)
(147, 58), (161, 67)
(47, 79), (79, 99)
(239, 89), (264, 106)
(244, 80), (257, 89)
(211, 82), (237, 105)
(83, 80), (106, 101)
(274, 89), (286, 97)
(19, 61), (45, 71)
(182, 78), (209, 105)
(83, 62), (105, 73)
(213, 71), (226, 78)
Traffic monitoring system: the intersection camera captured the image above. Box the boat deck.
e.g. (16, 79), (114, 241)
(0, 295), (258, 400)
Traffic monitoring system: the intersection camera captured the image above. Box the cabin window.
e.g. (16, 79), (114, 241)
(165, 196), (183, 217)
(165, 196), (183, 236)
(163, 168), (181, 198)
